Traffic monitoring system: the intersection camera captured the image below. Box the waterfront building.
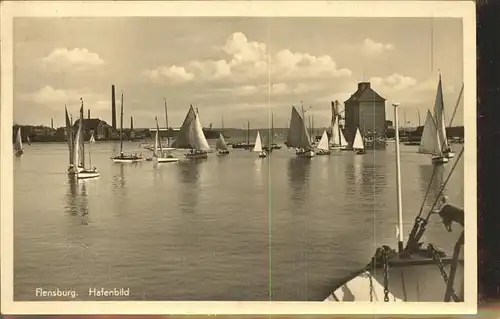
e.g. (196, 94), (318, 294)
(344, 82), (386, 149)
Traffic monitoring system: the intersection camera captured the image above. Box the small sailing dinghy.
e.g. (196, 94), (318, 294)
(69, 99), (100, 179)
(111, 92), (143, 163)
(286, 106), (315, 158)
(434, 74), (455, 159)
(171, 105), (211, 159)
(353, 127), (366, 155)
(419, 109), (448, 165)
(216, 133), (230, 155)
(324, 103), (464, 302)
(253, 131), (267, 158)
(89, 132), (96, 143)
(14, 127), (23, 156)
(329, 114), (348, 151)
(153, 116), (178, 163)
(316, 130), (331, 155)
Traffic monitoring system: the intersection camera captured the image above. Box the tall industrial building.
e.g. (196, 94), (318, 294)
(344, 82), (386, 148)
(111, 85), (116, 130)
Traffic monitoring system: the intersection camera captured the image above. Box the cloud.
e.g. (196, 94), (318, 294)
(40, 48), (105, 71)
(143, 31), (352, 86)
(20, 86), (108, 112)
(370, 73), (418, 91)
(361, 38), (395, 56)
(142, 65), (195, 85)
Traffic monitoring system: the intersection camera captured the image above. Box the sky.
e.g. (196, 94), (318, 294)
(13, 17), (464, 129)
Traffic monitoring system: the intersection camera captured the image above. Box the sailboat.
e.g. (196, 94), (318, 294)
(253, 131), (267, 158)
(171, 105), (211, 159)
(330, 115), (348, 150)
(353, 127), (366, 155)
(14, 127), (23, 156)
(216, 133), (230, 155)
(111, 92), (144, 163)
(286, 106), (315, 158)
(419, 109), (448, 165)
(316, 130), (331, 155)
(153, 116), (178, 163)
(324, 103), (464, 302)
(70, 99), (100, 179)
(433, 74), (454, 159)
(89, 132), (96, 143)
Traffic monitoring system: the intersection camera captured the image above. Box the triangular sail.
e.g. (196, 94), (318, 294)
(78, 102), (85, 167)
(216, 133), (228, 150)
(14, 127), (23, 151)
(253, 131), (263, 152)
(352, 128), (364, 150)
(286, 106), (312, 149)
(171, 106), (197, 149)
(317, 130), (330, 150)
(153, 131), (159, 157)
(89, 132), (95, 143)
(65, 106), (74, 165)
(190, 112), (211, 151)
(330, 116), (347, 147)
(73, 125), (81, 167)
(433, 75), (449, 150)
(155, 116), (163, 154)
(419, 109), (442, 156)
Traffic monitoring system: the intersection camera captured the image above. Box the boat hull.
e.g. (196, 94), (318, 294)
(77, 171), (100, 179)
(355, 149), (366, 155)
(432, 156), (449, 164)
(324, 256), (464, 302)
(155, 157), (179, 163)
(185, 152), (208, 159)
(316, 149), (330, 156)
(258, 152), (267, 158)
(217, 150), (230, 155)
(15, 149), (23, 156)
(296, 150), (315, 158)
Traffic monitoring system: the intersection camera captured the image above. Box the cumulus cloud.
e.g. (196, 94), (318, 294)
(20, 86), (108, 111)
(370, 73), (418, 91)
(361, 38), (395, 56)
(40, 48), (105, 71)
(143, 31), (352, 86)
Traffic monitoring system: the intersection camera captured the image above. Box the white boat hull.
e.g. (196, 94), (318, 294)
(155, 157), (179, 163)
(111, 157), (144, 163)
(432, 156), (449, 165)
(324, 257), (464, 302)
(77, 171), (100, 179)
(258, 151), (267, 158)
(329, 145), (347, 151)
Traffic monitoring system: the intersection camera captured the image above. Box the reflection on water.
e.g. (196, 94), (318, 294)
(112, 164), (126, 194)
(253, 158), (265, 187)
(178, 162), (201, 213)
(345, 156), (387, 206)
(287, 158), (312, 208)
(65, 178), (89, 225)
(419, 164), (445, 209)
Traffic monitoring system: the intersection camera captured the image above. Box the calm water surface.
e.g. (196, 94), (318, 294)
(14, 141), (464, 301)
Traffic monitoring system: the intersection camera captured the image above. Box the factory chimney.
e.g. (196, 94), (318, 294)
(51, 118), (53, 129)
(88, 109), (90, 119)
(130, 116), (134, 130)
(111, 85), (116, 129)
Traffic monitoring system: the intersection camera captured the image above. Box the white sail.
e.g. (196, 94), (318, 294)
(352, 128), (364, 150)
(190, 112), (211, 151)
(14, 127), (23, 151)
(216, 133), (228, 150)
(433, 75), (449, 150)
(317, 130), (330, 151)
(89, 132), (95, 143)
(331, 117), (347, 146)
(73, 126), (81, 167)
(153, 130), (159, 156)
(286, 106), (312, 149)
(253, 131), (263, 152)
(419, 109), (442, 156)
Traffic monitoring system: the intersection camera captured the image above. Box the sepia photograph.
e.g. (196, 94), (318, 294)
(1, 0), (476, 315)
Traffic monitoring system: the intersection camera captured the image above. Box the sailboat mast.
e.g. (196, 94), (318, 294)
(271, 113), (274, 145)
(393, 103), (404, 253)
(247, 120), (250, 145)
(164, 98), (169, 147)
(120, 92), (124, 153)
(80, 98), (85, 167)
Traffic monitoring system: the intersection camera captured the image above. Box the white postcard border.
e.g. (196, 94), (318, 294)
(1, 0), (477, 315)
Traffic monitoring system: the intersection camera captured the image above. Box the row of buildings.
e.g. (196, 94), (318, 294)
(13, 81), (464, 144)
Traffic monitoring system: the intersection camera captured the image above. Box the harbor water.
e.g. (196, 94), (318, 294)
(13, 141), (464, 301)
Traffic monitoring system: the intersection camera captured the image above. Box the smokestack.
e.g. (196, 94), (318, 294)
(111, 85), (116, 129)
(88, 109), (90, 119)
(130, 116), (134, 130)
(51, 118), (53, 129)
